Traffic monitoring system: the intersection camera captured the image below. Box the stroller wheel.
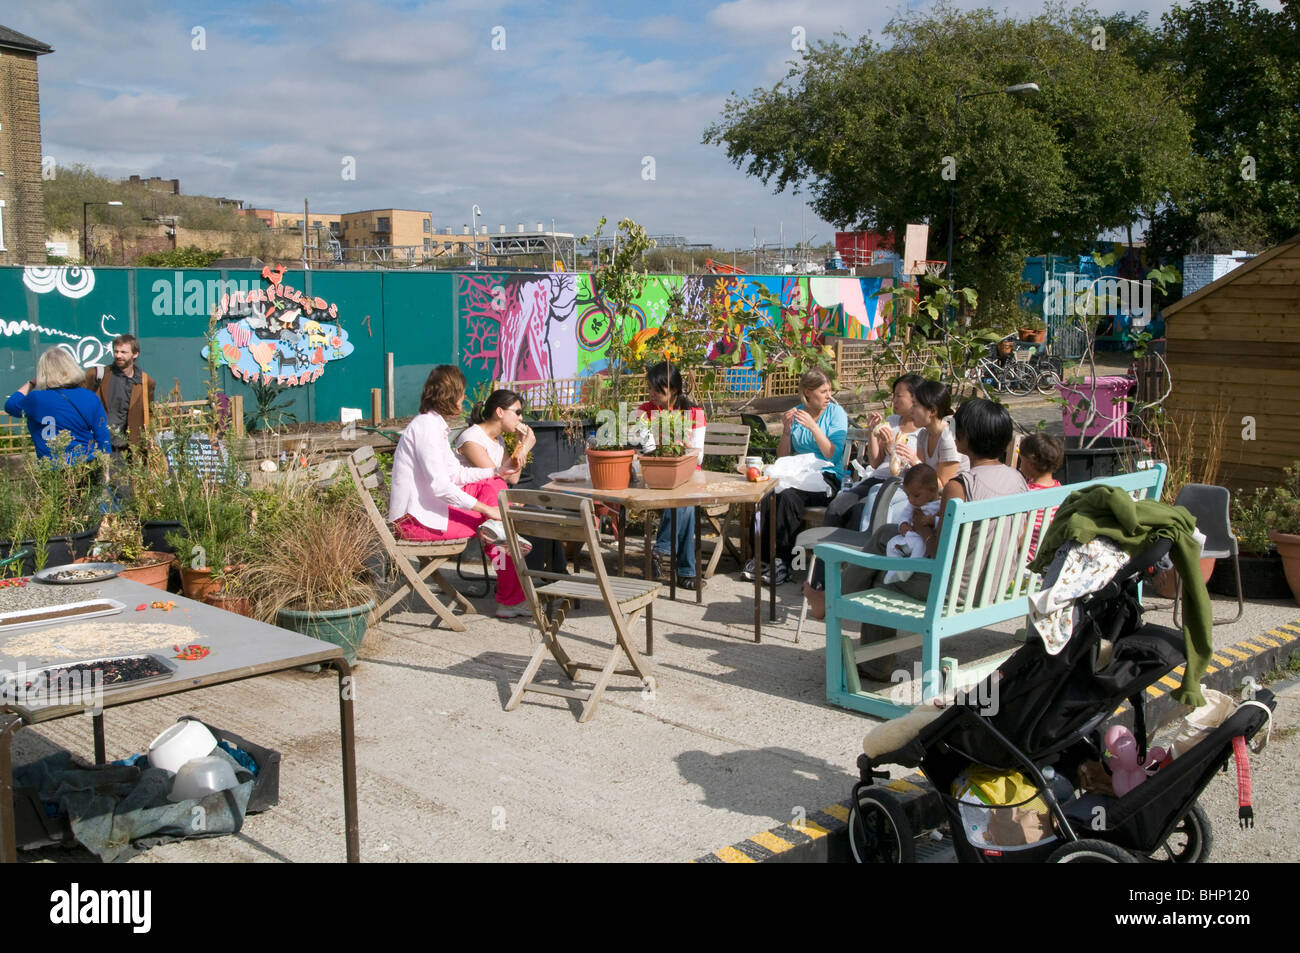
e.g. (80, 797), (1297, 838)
(1147, 802), (1213, 864)
(1048, 838), (1137, 863)
(849, 789), (916, 864)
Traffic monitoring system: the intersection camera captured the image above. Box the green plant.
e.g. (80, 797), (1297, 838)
(90, 512), (147, 564)
(11, 434), (107, 569)
(240, 480), (380, 620)
(245, 381), (298, 432)
(582, 216), (657, 405)
(639, 410), (690, 457)
(1231, 487), (1275, 556)
(1252, 463), (1300, 538)
(135, 245), (228, 268)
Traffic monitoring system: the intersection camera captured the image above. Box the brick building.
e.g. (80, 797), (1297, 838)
(0, 25), (53, 265)
(339, 208), (433, 252)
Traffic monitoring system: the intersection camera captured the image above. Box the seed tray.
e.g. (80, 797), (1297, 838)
(1, 652), (176, 697)
(33, 562), (124, 585)
(0, 598), (125, 634)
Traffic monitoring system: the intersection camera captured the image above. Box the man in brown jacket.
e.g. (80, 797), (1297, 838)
(85, 333), (155, 453)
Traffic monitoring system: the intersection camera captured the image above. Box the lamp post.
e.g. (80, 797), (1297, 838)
(471, 204), (482, 270)
(946, 83), (1039, 291)
(82, 200), (123, 265)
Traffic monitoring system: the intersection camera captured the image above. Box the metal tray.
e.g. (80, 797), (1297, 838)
(33, 562), (124, 585)
(0, 598), (126, 634)
(0, 652), (177, 697)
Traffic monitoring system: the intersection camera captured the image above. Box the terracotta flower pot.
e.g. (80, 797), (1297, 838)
(1018, 328), (1047, 343)
(204, 591), (253, 617)
(1150, 557), (1216, 599)
(179, 566), (223, 601)
(638, 453), (696, 490)
(78, 552), (174, 590)
(586, 448), (635, 491)
(1267, 531), (1300, 605)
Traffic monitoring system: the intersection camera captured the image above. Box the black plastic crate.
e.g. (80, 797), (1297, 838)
(176, 716), (281, 813)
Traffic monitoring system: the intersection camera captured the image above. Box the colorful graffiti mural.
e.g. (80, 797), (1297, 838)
(200, 266), (353, 386)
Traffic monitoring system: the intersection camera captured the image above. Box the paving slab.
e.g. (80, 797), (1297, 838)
(12, 564), (1298, 863)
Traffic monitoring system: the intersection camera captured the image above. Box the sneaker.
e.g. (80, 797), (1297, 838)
(763, 558), (790, 585)
(479, 519), (532, 557)
(742, 559), (757, 581)
(676, 574), (699, 591)
(495, 602), (531, 619)
(652, 550), (673, 581)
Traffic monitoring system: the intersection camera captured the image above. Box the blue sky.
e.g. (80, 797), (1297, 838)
(8, 0), (1271, 251)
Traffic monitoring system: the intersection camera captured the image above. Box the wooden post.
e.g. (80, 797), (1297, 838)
(230, 395), (245, 440)
(385, 352), (395, 419)
(832, 338), (843, 380)
(371, 388), (383, 426)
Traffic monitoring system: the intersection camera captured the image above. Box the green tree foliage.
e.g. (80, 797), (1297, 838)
(702, 1), (1197, 314)
(1139, 0), (1300, 255)
(135, 245), (228, 268)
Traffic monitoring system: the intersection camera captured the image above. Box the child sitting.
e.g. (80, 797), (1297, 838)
(1017, 433), (1065, 560)
(882, 464), (942, 585)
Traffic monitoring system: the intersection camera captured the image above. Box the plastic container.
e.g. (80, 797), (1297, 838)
(148, 719), (218, 773)
(168, 754), (240, 802)
(1058, 376), (1134, 439)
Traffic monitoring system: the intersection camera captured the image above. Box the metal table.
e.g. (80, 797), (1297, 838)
(0, 577), (359, 863)
(541, 470), (779, 643)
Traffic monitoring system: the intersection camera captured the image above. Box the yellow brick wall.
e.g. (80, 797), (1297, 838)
(0, 48), (47, 264)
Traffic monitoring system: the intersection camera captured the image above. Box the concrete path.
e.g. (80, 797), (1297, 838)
(14, 559), (1298, 863)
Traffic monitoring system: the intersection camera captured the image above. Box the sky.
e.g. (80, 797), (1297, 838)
(8, 0), (1277, 252)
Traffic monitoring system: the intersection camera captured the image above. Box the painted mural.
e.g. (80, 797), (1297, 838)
(4, 266), (118, 369)
(200, 265), (354, 386)
(457, 273), (897, 386)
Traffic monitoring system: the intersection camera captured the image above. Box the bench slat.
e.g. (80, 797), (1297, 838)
(945, 522), (971, 618)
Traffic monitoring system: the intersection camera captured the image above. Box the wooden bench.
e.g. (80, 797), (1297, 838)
(815, 464), (1167, 719)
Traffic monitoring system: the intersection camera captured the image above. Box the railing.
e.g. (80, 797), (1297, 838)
(1, 394), (242, 455)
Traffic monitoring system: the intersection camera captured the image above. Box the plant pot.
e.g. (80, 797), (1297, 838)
(1266, 531), (1300, 605)
(204, 591), (253, 617)
(77, 552), (174, 589)
(586, 448), (636, 491)
(1210, 550), (1291, 600)
(1150, 557), (1216, 599)
(277, 600), (376, 666)
(0, 529), (99, 574)
(1018, 328), (1047, 343)
(1054, 436), (1148, 485)
(179, 566), (223, 601)
(638, 453), (696, 490)
(143, 520), (183, 555)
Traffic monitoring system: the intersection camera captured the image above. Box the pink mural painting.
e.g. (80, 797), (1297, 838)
(460, 274), (577, 383)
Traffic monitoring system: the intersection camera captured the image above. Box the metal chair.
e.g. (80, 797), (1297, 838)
(792, 476), (903, 643)
(1172, 483), (1243, 626)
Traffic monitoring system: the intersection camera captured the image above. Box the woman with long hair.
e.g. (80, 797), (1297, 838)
(910, 379), (968, 491)
(746, 365), (847, 585)
(4, 347), (112, 462)
(637, 361), (707, 588)
(388, 366), (529, 619)
(456, 388), (537, 485)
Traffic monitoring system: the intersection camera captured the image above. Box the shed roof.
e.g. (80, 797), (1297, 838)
(1163, 234), (1300, 317)
(0, 24), (53, 54)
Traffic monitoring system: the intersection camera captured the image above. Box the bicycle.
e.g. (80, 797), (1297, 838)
(967, 351), (1037, 396)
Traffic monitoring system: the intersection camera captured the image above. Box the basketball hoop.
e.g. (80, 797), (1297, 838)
(920, 260), (947, 279)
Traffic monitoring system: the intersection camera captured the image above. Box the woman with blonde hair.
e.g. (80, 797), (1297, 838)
(4, 348), (112, 461)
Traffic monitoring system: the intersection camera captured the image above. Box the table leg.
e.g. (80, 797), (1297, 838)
(0, 714), (20, 863)
(668, 508), (678, 600)
(694, 505), (703, 605)
(92, 712), (107, 766)
(330, 659), (361, 864)
(753, 498), (761, 643)
(768, 490), (778, 623)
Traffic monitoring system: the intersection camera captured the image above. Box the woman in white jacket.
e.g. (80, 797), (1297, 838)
(388, 366), (529, 618)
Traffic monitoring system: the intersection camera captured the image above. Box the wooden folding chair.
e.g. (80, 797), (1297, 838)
(498, 489), (663, 723)
(699, 421), (751, 579)
(347, 445), (478, 632)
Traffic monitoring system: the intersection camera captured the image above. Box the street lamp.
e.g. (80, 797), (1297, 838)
(471, 204), (482, 270)
(83, 200), (123, 265)
(946, 82), (1039, 290)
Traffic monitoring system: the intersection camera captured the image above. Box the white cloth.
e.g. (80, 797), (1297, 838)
(882, 500), (941, 584)
(388, 412), (495, 532)
(1026, 538), (1130, 654)
(767, 453), (830, 493)
(455, 423), (505, 467)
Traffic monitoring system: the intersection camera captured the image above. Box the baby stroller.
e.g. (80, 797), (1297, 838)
(848, 539), (1276, 863)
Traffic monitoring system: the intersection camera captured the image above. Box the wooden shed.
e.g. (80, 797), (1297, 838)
(1162, 234), (1300, 491)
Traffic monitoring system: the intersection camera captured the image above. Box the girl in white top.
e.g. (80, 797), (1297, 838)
(907, 379), (969, 490)
(388, 366), (528, 618)
(456, 388), (537, 480)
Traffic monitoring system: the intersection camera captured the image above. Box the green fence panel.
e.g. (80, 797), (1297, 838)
(382, 271), (457, 418)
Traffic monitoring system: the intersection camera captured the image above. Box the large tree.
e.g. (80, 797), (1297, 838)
(703, 2), (1198, 316)
(1140, 0), (1300, 255)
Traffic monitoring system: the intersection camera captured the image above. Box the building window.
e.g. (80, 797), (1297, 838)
(423, 218), (431, 232)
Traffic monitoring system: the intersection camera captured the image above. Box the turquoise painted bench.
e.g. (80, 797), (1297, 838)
(814, 464), (1167, 719)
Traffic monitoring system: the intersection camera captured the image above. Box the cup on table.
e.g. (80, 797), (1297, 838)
(744, 456), (762, 470)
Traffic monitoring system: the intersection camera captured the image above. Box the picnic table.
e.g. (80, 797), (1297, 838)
(542, 470), (779, 643)
(0, 577), (359, 863)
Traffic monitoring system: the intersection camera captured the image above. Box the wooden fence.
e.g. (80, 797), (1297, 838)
(1, 394), (242, 455)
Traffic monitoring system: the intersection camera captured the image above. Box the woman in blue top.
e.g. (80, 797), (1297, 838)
(4, 347), (113, 462)
(745, 366), (847, 584)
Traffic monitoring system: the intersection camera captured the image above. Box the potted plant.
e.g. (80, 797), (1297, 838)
(586, 398), (648, 490)
(1017, 315), (1047, 343)
(637, 409), (696, 489)
(203, 566), (253, 617)
(239, 482), (380, 665)
(3, 438), (105, 572)
(165, 470), (250, 600)
(1208, 484), (1292, 600)
(1263, 463), (1300, 605)
(80, 512), (174, 589)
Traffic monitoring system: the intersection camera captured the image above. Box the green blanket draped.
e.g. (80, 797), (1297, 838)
(1027, 485), (1211, 707)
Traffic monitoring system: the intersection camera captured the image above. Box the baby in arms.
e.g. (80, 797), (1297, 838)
(883, 464), (942, 585)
